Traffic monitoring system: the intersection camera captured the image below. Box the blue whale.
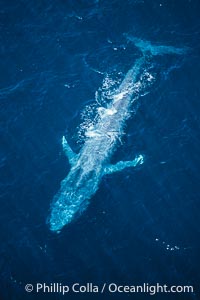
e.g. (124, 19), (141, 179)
(48, 38), (186, 232)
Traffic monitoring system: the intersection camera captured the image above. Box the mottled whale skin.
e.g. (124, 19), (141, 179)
(48, 38), (186, 232)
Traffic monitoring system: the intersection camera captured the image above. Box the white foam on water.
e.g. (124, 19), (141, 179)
(85, 130), (102, 138)
(155, 238), (181, 252)
(77, 60), (155, 144)
(113, 91), (128, 103)
(98, 107), (117, 118)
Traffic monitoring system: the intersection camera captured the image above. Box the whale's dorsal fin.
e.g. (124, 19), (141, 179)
(62, 136), (78, 166)
(104, 154), (144, 175)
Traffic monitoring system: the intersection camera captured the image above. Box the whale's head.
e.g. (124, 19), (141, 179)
(48, 188), (91, 232)
(48, 169), (102, 232)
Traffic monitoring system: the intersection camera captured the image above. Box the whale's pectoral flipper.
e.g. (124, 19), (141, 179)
(62, 136), (77, 165)
(104, 154), (144, 175)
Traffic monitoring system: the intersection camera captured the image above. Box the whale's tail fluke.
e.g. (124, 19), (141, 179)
(125, 34), (189, 56)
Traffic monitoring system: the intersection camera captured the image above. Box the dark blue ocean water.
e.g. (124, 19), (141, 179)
(1, 1), (200, 299)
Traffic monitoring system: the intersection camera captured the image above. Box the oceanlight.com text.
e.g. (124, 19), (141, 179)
(25, 282), (194, 296)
